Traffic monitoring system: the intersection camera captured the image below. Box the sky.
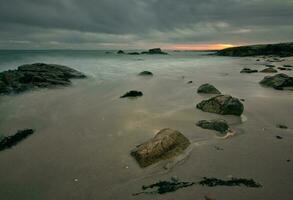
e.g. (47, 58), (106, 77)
(0, 0), (292, 50)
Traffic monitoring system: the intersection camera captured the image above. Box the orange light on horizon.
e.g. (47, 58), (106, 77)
(167, 43), (235, 50)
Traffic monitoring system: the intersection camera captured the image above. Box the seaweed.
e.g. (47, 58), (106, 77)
(133, 177), (195, 196)
(0, 129), (35, 151)
(198, 177), (262, 188)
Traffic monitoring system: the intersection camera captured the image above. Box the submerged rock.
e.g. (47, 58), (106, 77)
(117, 50), (125, 54)
(277, 124), (288, 129)
(128, 52), (140, 55)
(197, 83), (221, 94)
(130, 128), (190, 167)
(260, 68), (278, 73)
(133, 178), (195, 195)
(259, 73), (293, 90)
(198, 177), (262, 188)
(0, 63), (86, 95)
(196, 119), (230, 133)
(141, 48), (168, 55)
(120, 90), (143, 98)
(197, 95), (244, 116)
(240, 68), (258, 73)
(0, 129), (35, 151)
(265, 64), (276, 68)
(138, 71), (153, 76)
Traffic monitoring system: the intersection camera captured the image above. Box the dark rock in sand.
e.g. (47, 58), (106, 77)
(0, 63), (86, 95)
(259, 73), (293, 90)
(278, 67), (292, 71)
(197, 95), (244, 116)
(117, 50), (125, 54)
(0, 129), (35, 151)
(276, 136), (283, 139)
(197, 83), (221, 94)
(196, 119), (230, 133)
(277, 124), (288, 129)
(187, 81), (193, 84)
(217, 42), (293, 57)
(265, 64), (276, 68)
(141, 48), (168, 55)
(260, 68), (278, 73)
(138, 71), (153, 76)
(130, 128), (190, 167)
(120, 90), (143, 98)
(240, 68), (258, 73)
(283, 64), (293, 68)
(128, 52), (140, 55)
(198, 177), (262, 188)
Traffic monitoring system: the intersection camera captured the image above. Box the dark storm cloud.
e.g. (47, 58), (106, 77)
(0, 0), (293, 49)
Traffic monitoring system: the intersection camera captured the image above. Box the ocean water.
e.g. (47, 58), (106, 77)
(0, 50), (293, 200)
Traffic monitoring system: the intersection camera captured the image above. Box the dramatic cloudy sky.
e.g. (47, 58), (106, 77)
(0, 0), (292, 50)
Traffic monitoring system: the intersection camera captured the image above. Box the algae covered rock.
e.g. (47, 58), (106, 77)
(196, 95), (244, 116)
(196, 119), (229, 133)
(197, 83), (221, 94)
(130, 128), (190, 167)
(259, 73), (293, 90)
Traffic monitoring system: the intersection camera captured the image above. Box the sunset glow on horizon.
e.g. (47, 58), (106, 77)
(167, 43), (236, 50)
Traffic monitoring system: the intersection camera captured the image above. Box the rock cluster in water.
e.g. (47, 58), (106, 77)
(0, 63), (86, 95)
(130, 128), (190, 167)
(197, 95), (244, 116)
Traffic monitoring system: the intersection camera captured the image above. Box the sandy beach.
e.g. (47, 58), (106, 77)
(0, 51), (293, 200)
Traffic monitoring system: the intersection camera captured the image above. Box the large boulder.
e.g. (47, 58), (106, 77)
(0, 63), (86, 95)
(196, 95), (244, 116)
(259, 73), (293, 90)
(196, 119), (229, 133)
(130, 128), (190, 167)
(197, 83), (221, 94)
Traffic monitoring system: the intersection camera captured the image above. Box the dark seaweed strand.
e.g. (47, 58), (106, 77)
(0, 129), (35, 151)
(198, 177), (262, 188)
(132, 179), (195, 196)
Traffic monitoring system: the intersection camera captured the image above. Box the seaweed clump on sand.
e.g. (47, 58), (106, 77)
(133, 178), (195, 196)
(0, 129), (35, 151)
(198, 177), (262, 188)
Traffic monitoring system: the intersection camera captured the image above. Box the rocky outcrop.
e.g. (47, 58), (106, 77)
(260, 68), (278, 73)
(197, 83), (221, 94)
(217, 42), (293, 57)
(240, 68), (258, 73)
(259, 73), (293, 90)
(0, 129), (35, 151)
(120, 90), (143, 98)
(130, 128), (190, 167)
(0, 63), (86, 95)
(196, 95), (244, 116)
(196, 119), (230, 133)
(141, 48), (168, 55)
(138, 71), (153, 76)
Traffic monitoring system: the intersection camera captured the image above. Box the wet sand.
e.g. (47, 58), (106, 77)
(0, 52), (293, 200)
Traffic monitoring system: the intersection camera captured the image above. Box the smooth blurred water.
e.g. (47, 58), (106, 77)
(0, 50), (293, 200)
